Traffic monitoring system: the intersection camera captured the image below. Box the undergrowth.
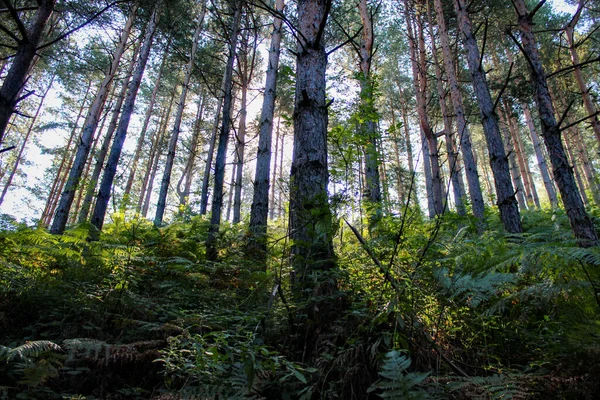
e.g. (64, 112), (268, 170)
(0, 208), (599, 399)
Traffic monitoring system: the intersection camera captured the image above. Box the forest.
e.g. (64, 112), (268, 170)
(1, 0), (600, 398)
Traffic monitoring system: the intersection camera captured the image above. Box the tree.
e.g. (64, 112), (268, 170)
(289, 0), (335, 285)
(50, 5), (137, 234)
(0, 0), (55, 147)
(454, 0), (522, 233)
(511, 0), (598, 246)
(433, 0), (484, 220)
(205, 0), (243, 260)
(89, 2), (161, 238)
(154, 2), (205, 226)
(248, 0), (286, 257)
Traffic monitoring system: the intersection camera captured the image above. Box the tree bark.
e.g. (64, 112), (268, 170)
(206, 1), (243, 260)
(124, 42), (169, 201)
(513, 0), (598, 246)
(427, 1), (466, 215)
(565, 0), (600, 144)
(289, 0), (336, 283)
(233, 21), (258, 224)
(248, 0), (285, 256)
(358, 0), (382, 215)
(154, 5), (205, 226)
(455, 0), (522, 233)
(78, 45), (139, 223)
(50, 5), (136, 234)
(40, 81), (91, 226)
(89, 4), (160, 238)
(405, 2), (443, 217)
(0, 0), (55, 145)
(434, 0), (484, 220)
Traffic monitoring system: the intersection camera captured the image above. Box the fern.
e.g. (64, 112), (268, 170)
(447, 374), (529, 399)
(0, 340), (62, 362)
(367, 350), (431, 399)
(435, 268), (516, 308)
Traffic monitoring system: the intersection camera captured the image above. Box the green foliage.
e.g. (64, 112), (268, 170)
(368, 350), (431, 399)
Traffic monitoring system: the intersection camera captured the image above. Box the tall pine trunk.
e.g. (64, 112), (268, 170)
(434, 0), (484, 220)
(248, 0), (285, 256)
(78, 46), (139, 223)
(51, 6), (136, 234)
(154, 6), (205, 226)
(455, 0), (522, 233)
(289, 0), (335, 283)
(89, 4), (160, 238)
(513, 0), (598, 246)
(206, 1), (243, 260)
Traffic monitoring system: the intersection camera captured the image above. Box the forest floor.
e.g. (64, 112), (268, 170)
(1, 210), (600, 399)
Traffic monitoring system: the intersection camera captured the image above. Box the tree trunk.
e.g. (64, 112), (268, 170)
(50, 5), (136, 234)
(248, 0), (285, 255)
(276, 122), (285, 219)
(0, 0), (55, 145)
(199, 96), (223, 215)
(358, 0), (382, 216)
(40, 81), (92, 226)
(427, 2), (466, 215)
(565, 0), (600, 144)
(434, 0), (484, 220)
(89, 4), (160, 238)
(233, 22), (258, 224)
(141, 100), (173, 217)
(388, 105), (405, 204)
(405, 2), (443, 217)
(124, 42), (169, 201)
(499, 105), (527, 210)
(522, 102), (558, 208)
(455, 0), (522, 233)
(154, 6), (205, 226)
(0, 75), (54, 205)
(505, 103), (540, 208)
(206, 1), (243, 260)
(513, 0), (598, 246)
(78, 45), (139, 223)
(289, 0), (335, 283)
(177, 95), (204, 208)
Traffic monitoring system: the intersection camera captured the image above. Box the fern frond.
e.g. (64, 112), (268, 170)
(5, 340), (62, 361)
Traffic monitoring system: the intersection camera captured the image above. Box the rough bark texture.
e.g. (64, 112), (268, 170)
(455, 0), (522, 233)
(0, 0), (55, 145)
(289, 0), (335, 283)
(51, 6), (136, 234)
(89, 4), (160, 238)
(248, 0), (285, 257)
(206, 1), (242, 260)
(513, 0), (597, 246)
(434, 0), (484, 220)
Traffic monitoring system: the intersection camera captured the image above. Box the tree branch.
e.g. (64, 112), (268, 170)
(560, 110), (600, 132)
(37, 0), (129, 51)
(493, 62), (513, 113)
(1, 0), (28, 40)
